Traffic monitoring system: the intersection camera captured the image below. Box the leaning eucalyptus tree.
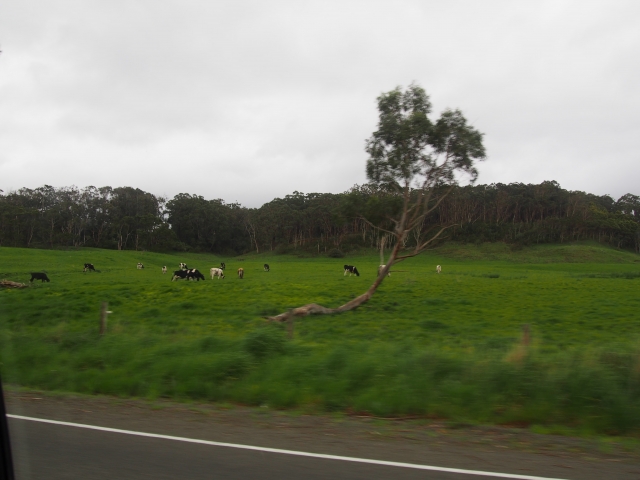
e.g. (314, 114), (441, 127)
(269, 83), (486, 321)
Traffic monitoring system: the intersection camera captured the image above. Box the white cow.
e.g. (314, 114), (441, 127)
(378, 265), (391, 277)
(210, 267), (225, 279)
(162, 266), (167, 274)
(436, 265), (441, 274)
(137, 263), (144, 269)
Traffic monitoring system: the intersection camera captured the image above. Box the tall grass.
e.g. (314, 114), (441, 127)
(2, 327), (640, 434)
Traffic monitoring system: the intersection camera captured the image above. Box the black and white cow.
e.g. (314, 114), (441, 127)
(84, 263), (96, 272)
(30, 272), (50, 283)
(210, 267), (225, 279)
(162, 266), (167, 274)
(179, 263), (189, 270)
(264, 264), (270, 272)
(171, 270), (188, 281)
(344, 265), (360, 277)
(137, 263), (144, 269)
(187, 269), (205, 281)
(220, 262), (226, 270)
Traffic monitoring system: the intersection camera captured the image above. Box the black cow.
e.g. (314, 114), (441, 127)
(187, 269), (205, 281)
(343, 265), (360, 277)
(264, 264), (270, 272)
(220, 262), (226, 270)
(84, 263), (96, 272)
(30, 272), (50, 283)
(171, 270), (188, 281)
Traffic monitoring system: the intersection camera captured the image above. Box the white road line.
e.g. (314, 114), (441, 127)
(8, 414), (567, 480)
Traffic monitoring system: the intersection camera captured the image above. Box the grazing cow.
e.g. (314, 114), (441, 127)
(220, 262), (226, 270)
(83, 263), (96, 272)
(210, 267), (225, 279)
(264, 264), (270, 272)
(237, 267), (244, 279)
(137, 263), (144, 269)
(436, 265), (442, 274)
(179, 263), (189, 270)
(30, 272), (50, 283)
(171, 270), (188, 281)
(344, 265), (360, 277)
(186, 269), (205, 281)
(162, 266), (167, 274)
(378, 265), (391, 277)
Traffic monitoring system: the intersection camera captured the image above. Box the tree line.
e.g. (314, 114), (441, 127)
(0, 181), (638, 254)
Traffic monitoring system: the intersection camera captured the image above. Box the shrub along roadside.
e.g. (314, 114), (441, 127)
(2, 328), (640, 436)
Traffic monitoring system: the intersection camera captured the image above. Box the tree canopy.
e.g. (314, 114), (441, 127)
(364, 84), (486, 264)
(366, 84), (485, 190)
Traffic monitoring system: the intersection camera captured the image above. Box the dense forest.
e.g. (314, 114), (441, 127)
(0, 181), (638, 255)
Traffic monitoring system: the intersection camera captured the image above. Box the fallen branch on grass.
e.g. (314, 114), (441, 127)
(267, 303), (335, 322)
(0, 279), (29, 289)
(267, 277), (384, 322)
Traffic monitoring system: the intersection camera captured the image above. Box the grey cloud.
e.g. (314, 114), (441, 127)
(1, 0), (639, 206)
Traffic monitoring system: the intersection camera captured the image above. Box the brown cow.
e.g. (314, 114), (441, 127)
(238, 267), (244, 279)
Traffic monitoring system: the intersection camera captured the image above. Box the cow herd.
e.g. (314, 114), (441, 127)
(167, 263), (259, 281)
(27, 260), (443, 284)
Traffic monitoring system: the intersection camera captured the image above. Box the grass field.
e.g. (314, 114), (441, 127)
(1, 242), (640, 435)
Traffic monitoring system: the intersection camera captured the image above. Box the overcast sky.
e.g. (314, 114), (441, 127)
(1, 1), (639, 207)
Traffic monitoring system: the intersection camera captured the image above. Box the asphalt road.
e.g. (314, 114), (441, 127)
(8, 416), (557, 480)
(5, 391), (640, 480)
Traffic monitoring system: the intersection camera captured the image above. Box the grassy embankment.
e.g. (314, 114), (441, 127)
(1, 242), (640, 435)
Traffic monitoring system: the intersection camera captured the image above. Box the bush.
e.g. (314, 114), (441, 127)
(327, 248), (345, 258)
(173, 241), (191, 252)
(243, 328), (286, 359)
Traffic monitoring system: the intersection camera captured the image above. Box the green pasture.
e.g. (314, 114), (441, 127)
(1, 243), (640, 434)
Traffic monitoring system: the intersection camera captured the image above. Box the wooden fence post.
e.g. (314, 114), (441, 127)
(100, 302), (108, 335)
